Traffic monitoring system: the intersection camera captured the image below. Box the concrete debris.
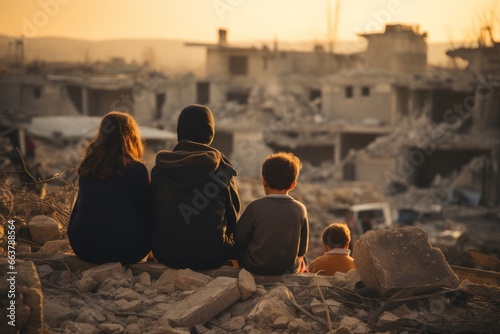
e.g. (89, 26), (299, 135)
(237, 268), (256, 300)
(0, 259), (43, 334)
(28, 215), (62, 245)
(174, 268), (212, 291)
(248, 286), (297, 324)
(38, 239), (72, 255)
(82, 262), (125, 284)
(159, 276), (240, 329)
(353, 226), (459, 296)
(6, 256), (498, 334)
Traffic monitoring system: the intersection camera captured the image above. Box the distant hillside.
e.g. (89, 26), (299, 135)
(0, 35), (466, 74)
(0, 36), (206, 75)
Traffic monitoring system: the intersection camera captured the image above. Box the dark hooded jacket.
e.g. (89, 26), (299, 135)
(151, 140), (241, 269)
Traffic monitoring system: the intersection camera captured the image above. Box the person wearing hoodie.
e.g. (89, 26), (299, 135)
(151, 104), (241, 270)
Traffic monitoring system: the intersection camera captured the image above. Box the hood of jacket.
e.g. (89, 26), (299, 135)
(153, 140), (237, 191)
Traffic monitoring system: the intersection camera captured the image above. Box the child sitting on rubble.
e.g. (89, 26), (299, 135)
(233, 152), (309, 275)
(68, 111), (153, 265)
(308, 223), (356, 275)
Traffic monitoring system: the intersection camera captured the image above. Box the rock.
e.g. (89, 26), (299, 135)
(36, 264), (53, 278)
(174, 269), (212, 291)
(124, 324), (141, 334)
(228, 297), (259, 317)
(155, 269), (178, 293)
(75, 276), (99, 293)
(310, 298), (341, 318)
(238, 268), (256, 300)
(16, 244), (32, 253)
(62, 321), (99, 334)
(288, 318), (311, 333)
(224, 316), (246, 331)
(248, 286), (297, 324)
(339, 316), (361, 330)
(193, 324), (211, 334)
(100, 323), (125, 334)
(272, 315), (289, 329)
(378, 311), (400, 325)
(332, 327), (353, 334)
(82, 262), (124, 283)
(76, 307), (107, 324)
(115, 288), (142, 301)
(159, 276), (241, 329)
(28, 215), (61, 245)
(38, 239), (72, 254)
(0, 259), (43, 334)
(44, 298), (75, 328)
(136, 272), (151, 286)
(115, 299), (143, 313)
(353, 227), (459, 296)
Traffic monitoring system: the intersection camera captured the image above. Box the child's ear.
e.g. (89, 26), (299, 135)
(289, 180), (297, 191)
(262, 178), (267, 188)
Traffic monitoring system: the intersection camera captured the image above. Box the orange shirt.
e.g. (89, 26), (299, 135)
(308, 248), (355, 276)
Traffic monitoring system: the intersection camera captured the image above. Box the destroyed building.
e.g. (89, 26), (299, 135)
(181, 24), (500, 206)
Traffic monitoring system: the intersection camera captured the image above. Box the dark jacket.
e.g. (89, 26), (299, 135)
(68, 161), (153, 265)
(151, 140), (241, 269)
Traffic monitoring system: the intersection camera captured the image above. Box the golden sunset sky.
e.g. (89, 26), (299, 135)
(0, 0), (498, 43)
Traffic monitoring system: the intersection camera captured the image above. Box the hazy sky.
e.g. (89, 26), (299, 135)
(0, 0), (498, 43)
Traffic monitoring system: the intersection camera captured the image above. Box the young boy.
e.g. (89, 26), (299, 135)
(234, 152), (309, 275)
(308, 223), (356, 275)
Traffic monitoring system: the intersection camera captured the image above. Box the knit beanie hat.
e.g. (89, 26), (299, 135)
(177, 104), (215, 144)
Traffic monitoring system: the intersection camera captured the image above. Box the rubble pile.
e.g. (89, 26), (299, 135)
(362, 120), (500, 157)
(2, 227), (499, 334)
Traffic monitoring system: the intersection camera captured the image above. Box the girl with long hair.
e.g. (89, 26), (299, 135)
(68, 111), (152, 264)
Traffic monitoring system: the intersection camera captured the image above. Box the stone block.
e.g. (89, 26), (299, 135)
(238, 268), (256, 300)
(159, 276), (240, 329)
(82, 262), (124, 283)
(28, 215), (62, 245)
(0, 259), (43, 334)
(353, 227), (459, 296)
(175, 269), (212, 291)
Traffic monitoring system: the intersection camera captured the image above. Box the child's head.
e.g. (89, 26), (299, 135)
(262, 152), (302, 191)
(321, 223), (351, 250)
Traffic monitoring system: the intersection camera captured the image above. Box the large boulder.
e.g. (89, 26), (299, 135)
(353, 226), (459, 296)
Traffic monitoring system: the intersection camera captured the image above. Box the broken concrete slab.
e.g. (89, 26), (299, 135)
(159, 276), (240, 329)
(353, 226), (459, 296)
(28, 215), (62, 245)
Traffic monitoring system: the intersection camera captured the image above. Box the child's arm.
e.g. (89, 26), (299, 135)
(233, 204), (255, 248)
(297, 214), (309, 257)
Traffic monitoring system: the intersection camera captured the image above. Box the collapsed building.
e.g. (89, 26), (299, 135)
(183, 25), (500, 206)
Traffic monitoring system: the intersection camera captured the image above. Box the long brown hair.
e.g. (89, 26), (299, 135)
(78, 111), (145, 180)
